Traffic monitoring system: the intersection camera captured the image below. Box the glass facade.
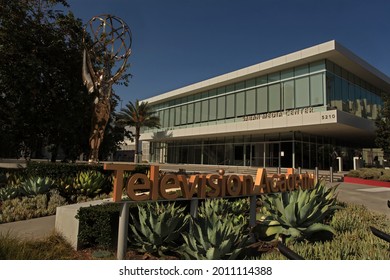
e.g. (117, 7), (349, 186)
(326, 60), (382, 119)
(151, 60), (330, 130)
(150, 132), (360, 170)
(145, 59), (385, 169)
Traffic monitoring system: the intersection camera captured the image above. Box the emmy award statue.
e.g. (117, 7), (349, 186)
(82, 15), (132, 163)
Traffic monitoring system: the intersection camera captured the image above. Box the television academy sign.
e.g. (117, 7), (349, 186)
(104, 164), (316, 202)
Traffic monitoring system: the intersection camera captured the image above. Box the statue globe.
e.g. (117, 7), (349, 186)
(82, 15), (132, 163)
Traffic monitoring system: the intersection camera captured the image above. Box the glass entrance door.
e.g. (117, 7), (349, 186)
(251, 143), (264, 167)
(265, 142), (280, 168)
(280, 142), (293, 167)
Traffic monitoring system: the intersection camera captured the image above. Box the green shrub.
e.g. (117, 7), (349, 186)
(346, 168), (390, 182)
(257, 204), (390, 260)
(253, 182), (339, 243)
(0, 195), (48, 223)
(76, 203), (122, 249)
(0, 190), (67, 223)
(346, 170), (360, 178)
(379, 173), (390, 182)
(47, 190), (68, 214)
(361, 169), (381, 180)
(129, 202), (189, 256)
(330, 204), (367, 233)
(25, 161), (105, 180)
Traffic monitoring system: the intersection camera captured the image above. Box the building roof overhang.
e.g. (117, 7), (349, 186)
(144, 40), (390, 104)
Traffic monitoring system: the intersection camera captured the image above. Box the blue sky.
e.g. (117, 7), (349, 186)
(64, 0), (390, 109)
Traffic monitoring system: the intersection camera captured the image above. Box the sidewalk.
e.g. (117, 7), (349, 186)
(0, 182), (389, 241)
(0, 215), (56, 240)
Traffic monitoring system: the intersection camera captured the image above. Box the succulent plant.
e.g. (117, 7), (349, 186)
(5, 172), (24, 188)
(197, 198), (249, 236)
(21, 176), (55, 197)
(180, 210), (249, 260)
(253, 182), (339, 243)
(128, 202), (189, 256)
(73, 170), (108, 198)
(0, 186), (20, 201)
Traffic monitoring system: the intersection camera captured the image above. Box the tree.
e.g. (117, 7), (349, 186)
(0, 1), (93, 161)
(116, 100), (160, 163)
(375, 94), (390, 161)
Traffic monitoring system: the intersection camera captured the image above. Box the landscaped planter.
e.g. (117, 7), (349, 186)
(344, 176), (390, 188)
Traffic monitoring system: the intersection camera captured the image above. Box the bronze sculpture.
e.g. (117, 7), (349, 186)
(82, 15), (132, 163)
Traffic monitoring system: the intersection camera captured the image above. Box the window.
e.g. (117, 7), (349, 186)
(209, 98), (217, 120)
(175, 106), (181, 126)
(257, 87), (268, 113)
(194, 101), (201, 123)
(187, 103), (194, 123)
(226, 84), (234, 94)
(226, 94), (235, 118)
(246, 89), (256, 115)
(217, 96), (226, 119)
(295, 77), (310, 107)
(181, 105), (187, 124)
(269, 83), (281, 111)
(163, 109), (169, 127)
(246, 78), (256, 88)
(169, 108), (175, 127)
(295, 65), (309, 76)
(236, 91), (245, 116)
(201, 100), (209, 122)
(310, 60), (325, 72)
(310, 74), (324, 106)
(268, 72), (280, 82)
(235, 81), (245, 91)
(283, 80), (295, 109)
(217, 86), (225, 95)
(256, 75), (267, 85)
(281, 69), (294, 80)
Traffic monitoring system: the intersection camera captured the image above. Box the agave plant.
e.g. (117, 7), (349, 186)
(0, 186), (20, 201)
(21, 176), (55, 197)
(5, 172), (24, 188)
(55, 176), (76, 199)
(180, 210), (249, 260)
(198, 198), (249, 229)
(74, 170), (108, 198)
(128, 202), (189, 256)
(253, 182), (339, 243)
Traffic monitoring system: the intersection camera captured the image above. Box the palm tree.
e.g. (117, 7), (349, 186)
(116, 100), (160, 163)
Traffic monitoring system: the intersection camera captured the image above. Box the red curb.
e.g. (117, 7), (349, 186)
(344, 176), (390, 188)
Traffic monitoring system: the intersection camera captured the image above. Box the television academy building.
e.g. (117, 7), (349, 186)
(139, 41), (390, 170)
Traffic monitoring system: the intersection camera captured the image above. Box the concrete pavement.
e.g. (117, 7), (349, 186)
(0, 182), (389, 241)
(333, 182), (390, 219)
